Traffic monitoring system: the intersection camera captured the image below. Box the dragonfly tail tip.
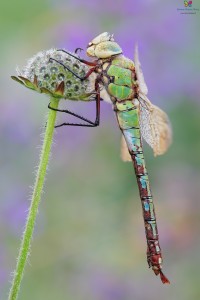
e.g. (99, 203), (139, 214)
(160, 270), (170, 284)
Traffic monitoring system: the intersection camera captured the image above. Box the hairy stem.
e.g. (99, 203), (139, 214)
(8, 97), (59, 300)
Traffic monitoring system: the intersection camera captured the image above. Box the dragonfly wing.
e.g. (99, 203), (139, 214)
(100, 85), (112, 103)
(134, 44), (148, 95)
(121, 135), (132, 162)
(139, 93), (172, 156)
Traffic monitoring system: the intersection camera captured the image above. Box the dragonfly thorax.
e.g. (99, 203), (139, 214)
(95, 55), (138, 102)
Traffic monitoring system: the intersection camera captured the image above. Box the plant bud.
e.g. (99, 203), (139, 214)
(12, 49), (96, 101)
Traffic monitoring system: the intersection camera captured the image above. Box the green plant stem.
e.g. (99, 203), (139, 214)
(8, 97), (59, 300)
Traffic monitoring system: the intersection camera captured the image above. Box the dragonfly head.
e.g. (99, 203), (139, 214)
(87, 32), (122, 59)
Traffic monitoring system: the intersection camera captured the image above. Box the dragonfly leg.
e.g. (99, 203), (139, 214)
(56, 49), (98, 66)
(74, 47), (83, 55)
(48, 82), (100, 128)
(94, 78), (101, 125)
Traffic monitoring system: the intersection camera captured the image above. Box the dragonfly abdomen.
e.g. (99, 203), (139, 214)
(114, 99), (170, 284)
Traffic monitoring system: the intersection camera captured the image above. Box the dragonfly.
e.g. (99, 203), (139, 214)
(49, 32), (172, 284)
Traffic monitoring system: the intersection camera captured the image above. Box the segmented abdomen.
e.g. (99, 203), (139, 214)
(114, 99), (169, 284)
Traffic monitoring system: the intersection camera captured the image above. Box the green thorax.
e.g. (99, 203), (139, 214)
(111, 55), (135, 70)
(104, 55), (137, 101)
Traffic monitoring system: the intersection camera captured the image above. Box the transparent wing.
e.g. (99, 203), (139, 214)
(121, 135), (132, 162)
(100, 85), (112, 103)
(134, 45), (172, 156)
(139, 94), (172, 156)
(134, 44), (148, 95)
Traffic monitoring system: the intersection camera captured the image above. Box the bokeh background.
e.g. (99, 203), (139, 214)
(1, 0), (200, 299)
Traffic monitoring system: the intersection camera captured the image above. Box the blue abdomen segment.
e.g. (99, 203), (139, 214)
(115, 100), (158, 239)
(123, 129), (142, 153)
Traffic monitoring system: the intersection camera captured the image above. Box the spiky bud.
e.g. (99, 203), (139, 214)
(11, 49), (95, 101)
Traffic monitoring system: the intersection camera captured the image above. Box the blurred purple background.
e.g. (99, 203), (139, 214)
(1, 0), (200, 299)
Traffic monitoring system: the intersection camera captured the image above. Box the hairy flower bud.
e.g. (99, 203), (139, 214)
(12, 49), (96, 101)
